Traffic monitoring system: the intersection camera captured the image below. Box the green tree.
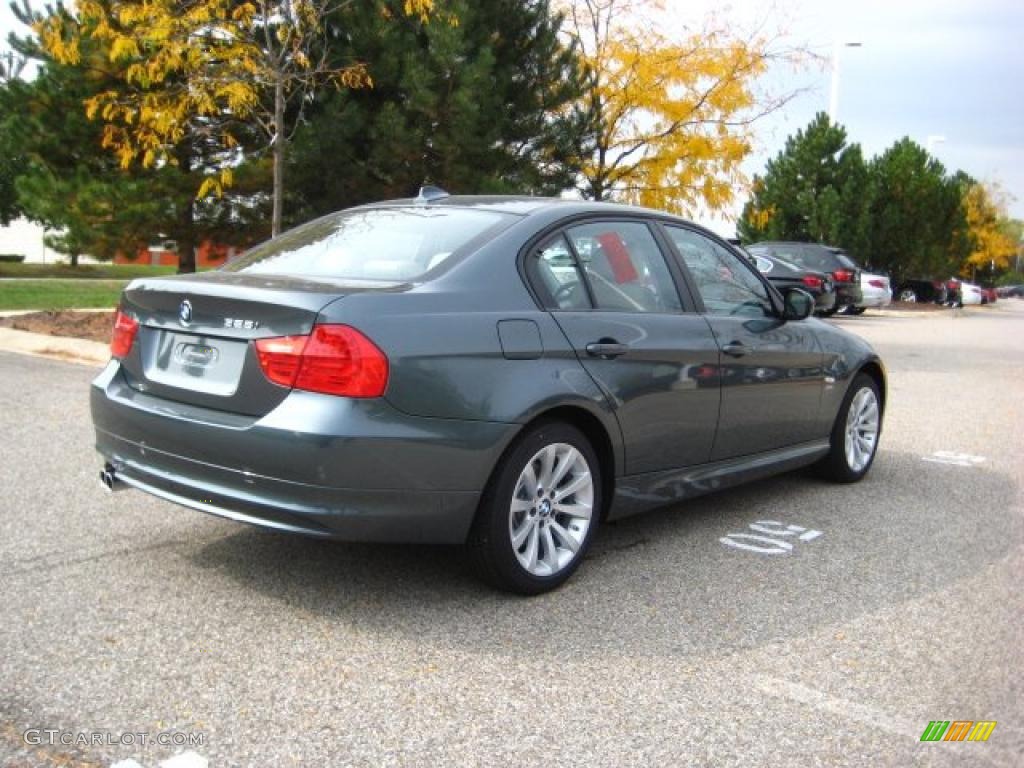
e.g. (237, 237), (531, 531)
(0, 46), (27, 225)
(865, 138), (963, 282)
(738, 113), (871, 259)
(6, 3), (269, 268)
(0, 115), (25, 226)
(287, 0), (594, 220)
(37, 0), (434, 239)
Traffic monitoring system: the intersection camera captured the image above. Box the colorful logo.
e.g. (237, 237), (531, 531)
(920, 721), (997, 742)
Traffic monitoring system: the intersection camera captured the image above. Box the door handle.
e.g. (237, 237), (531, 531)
(722, 341), (749, 358)
(586, 341), (629, 359)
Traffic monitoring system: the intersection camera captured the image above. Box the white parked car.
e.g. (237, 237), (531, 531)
(956, 281), (983, 306)
(846, 271), (892, 315)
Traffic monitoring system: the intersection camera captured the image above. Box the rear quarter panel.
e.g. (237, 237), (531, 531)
(314, 223), (627, 476)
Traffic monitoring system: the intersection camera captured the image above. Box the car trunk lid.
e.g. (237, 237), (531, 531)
(117, 272), (406, 416)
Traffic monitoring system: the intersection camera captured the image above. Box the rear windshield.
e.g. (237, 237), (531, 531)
(764, 244), (857, 272)
(224, 207), (511, 281)
(834, 252), (859, 270)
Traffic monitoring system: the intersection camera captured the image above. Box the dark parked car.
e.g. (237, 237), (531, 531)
(893, 279), (947, 304)
(93, 194), (886, 594)
(746, 242), (862, 314)
(744, 248), (837, 314)
(996, 284), (1023, 298)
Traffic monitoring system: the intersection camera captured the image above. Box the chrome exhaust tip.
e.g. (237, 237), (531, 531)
(99, 464), (123, 492)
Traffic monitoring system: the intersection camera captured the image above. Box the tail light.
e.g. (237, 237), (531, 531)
(110, 309), (139, 359)
(255, 324), (389, 398)
(832, 269), (855, 283)
(801, 275), (823, 290)
(868, 279), (887, 289)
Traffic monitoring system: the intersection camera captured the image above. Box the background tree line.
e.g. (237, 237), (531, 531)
(738, 112), (1021, 284)
(0, 0), (809, 270)
(1, 0), (1019, 284)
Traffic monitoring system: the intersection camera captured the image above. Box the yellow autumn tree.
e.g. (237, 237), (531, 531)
(563, 0), (804, 215)
(962, 182), (1017, 275)
(37, 0), (435, 237)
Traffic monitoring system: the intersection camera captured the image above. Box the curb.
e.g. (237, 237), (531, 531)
(0, 326), (109, 367)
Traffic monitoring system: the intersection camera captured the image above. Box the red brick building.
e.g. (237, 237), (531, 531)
(115, 240), (238, 269)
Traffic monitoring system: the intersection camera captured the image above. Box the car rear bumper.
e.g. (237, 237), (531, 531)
(835, 284), (863, 306)
(857, 287), (892, 308)
(91, 361), (518, 543)
(813, 289), (836, 311)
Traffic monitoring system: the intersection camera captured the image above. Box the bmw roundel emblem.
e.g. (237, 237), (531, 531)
(179, 299), (193, 325)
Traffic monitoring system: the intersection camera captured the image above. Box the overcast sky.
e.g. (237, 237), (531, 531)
(2, 0), (1021, 234)
(674, 0), (1024, 234)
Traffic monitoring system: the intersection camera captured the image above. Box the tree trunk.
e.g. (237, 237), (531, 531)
(175, 142), (197, 274)
(177, 209), (196, 274)
(69, 252), (79, 267)
(272, 78), (285, 238)
(176, 194), (197, 274)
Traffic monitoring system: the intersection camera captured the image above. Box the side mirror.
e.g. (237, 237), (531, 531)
(782, 287), (815, 321)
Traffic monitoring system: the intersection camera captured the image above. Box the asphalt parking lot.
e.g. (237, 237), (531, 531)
(2, 302), (1022, 767)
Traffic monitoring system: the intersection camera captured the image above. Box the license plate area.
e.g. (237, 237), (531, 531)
(142, 329), (247, 397)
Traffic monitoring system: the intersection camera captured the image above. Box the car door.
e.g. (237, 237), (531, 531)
(526, 220), (721, 474)
(661, 225), (825, 460)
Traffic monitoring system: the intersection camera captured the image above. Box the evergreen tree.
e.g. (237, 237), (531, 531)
(287, 0), (594, 222)
(865, 139), (964, 282)
(0, 116), (25, 227)
(738, 113), (871, 260)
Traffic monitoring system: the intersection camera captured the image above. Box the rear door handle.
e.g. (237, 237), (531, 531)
(586, 341), (629, 359)
(722, 341), (749, 358)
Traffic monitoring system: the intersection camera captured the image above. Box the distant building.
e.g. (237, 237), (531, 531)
(0, 217), (57, 263)
(115, 239), (238, 269)
(0, 217), (238, 267)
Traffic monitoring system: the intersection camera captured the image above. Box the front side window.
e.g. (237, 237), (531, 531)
(566, 221), (682, 313)
(224, 207), (510, 281)
(665, 227), (774, 317)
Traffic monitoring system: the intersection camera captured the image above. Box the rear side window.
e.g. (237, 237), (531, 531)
(566, 222), (682, 313)
(224, 207), (510, 281)
(529, 234), (592, 310)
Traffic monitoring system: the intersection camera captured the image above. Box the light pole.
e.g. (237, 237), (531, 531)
(829, 41), (863, 123)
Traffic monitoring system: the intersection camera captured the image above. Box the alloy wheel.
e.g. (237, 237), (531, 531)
(508, 442), (594, 577)
(844, 387), (880, 472)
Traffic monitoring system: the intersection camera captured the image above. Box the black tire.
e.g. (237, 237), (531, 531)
(815, 373), (882, 483)
(467, 421), (601, 595)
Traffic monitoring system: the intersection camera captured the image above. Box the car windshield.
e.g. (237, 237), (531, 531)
(224, 207), (511, 281)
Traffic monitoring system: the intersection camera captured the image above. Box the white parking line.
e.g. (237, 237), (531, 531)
(754, 676), (1014, 767)
(922, 451), (986, 467)
(720, 521), (824, 554)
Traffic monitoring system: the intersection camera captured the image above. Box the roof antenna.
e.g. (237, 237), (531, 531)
(415, 185), (450, 204)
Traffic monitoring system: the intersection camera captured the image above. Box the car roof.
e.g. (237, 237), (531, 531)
(753, 241), (845, 252)
(351, 194), (704, 224)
